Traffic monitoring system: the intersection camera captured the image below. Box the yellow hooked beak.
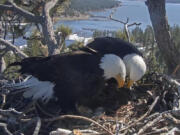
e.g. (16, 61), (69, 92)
(115, 74), (125, 88)
(127, 79), (134, 89)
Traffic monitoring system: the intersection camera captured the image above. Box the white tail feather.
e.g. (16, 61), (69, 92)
(5, 76), (55, 103)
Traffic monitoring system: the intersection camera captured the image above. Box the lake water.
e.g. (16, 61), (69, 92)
(56, 0), (180, 37)
(14, 0), (180, 46)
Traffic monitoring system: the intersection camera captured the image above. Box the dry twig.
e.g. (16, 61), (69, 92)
(33, 117), (41, 135)
(118, 96), (160, 133)
(0, 94), (6, 108)
(0, 122), (13, 135)
(163, 113), (180, 125)
(43, 114), (114, 135)
(143, 127), (168, 135)
(172, 64), (180, 76)
(138, 115), (163, 134)
(90, 8), (141, 42)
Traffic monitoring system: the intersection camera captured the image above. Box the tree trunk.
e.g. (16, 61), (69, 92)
(41, 0), (60, 55)
(146, 0), (180, 77)
(41, 19), (59, 55)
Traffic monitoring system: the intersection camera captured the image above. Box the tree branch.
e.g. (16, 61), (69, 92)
(0, 1), (42, 23)
(0, 123), (13, 135)
(41, 0), (59, 55)
(44, 0), (59, 13)
(43, 114), (114, 135)
(91, 9), (141, 42)
(0, 38), (28, 58)
(119, 96), (160, 133)
(33, 117), (41, 135)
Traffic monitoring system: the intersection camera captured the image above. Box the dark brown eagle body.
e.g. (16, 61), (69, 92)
(81, 37), (143, 58)
(8, 51), (106, 112)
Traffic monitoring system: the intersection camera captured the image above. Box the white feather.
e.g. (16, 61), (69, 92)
(99, 54), (126, 80)
(5, 76), (55, 103)
(123, 53), (146, 81)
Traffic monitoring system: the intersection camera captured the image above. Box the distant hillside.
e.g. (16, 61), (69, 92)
(125, 0), (180, 3)
(64, 0), (121, 16)
(166, 0), (180, 3)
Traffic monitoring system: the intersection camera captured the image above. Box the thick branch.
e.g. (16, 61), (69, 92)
(0, 38), (28, 58)
(146, 0), (180, 75)
(0, 1), (41, 23)
(44, 0), (58, 12)
(41, 0), (59, 55)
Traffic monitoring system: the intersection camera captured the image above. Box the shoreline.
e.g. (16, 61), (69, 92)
(57, 14), (90, 21)
(55, 2), (122, 21)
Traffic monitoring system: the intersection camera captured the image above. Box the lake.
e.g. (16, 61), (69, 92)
(14, 0), (180, 46)
(56, 0), (180, 37)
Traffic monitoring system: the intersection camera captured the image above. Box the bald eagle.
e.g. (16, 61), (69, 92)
(81, 37), (146, 88)
(5, 50), (126, 112)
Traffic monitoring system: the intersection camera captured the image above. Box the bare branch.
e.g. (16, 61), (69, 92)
(0, 38), (28, 58)
(33, 117), (41, 135)
(91, 9), (141, 42)
(164, 113), (180, 125)
(44, 0), (59, 13)
(0, 123), (13, 135)
(50, 128), (100, 135)
(109, 16), (126, 24)
(172, 64), (180, 76)
(0, 1), (41, 23)
(0, 94), (6, 109)
(119, 96), (160, 133)
(143, 127), (168, 135)
(138, 115), (163, 134)
(0, 108), (23, 116)
(43, 114), (114, 135)
(128, 22), (142, 27)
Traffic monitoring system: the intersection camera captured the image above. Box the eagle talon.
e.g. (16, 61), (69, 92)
(127, 79), (134, 89)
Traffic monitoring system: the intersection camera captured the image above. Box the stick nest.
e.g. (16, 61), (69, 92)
(0, 72), (180, 135)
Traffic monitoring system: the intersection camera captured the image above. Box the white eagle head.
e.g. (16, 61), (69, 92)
(123, 53), (146, 88)
(99, 54), (126, 88)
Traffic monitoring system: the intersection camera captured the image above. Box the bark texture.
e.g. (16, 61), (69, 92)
(41, 0), (59, 55)
(146, 0), (180, 77)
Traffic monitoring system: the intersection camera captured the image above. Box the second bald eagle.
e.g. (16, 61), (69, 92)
(81, 37), (146, 88)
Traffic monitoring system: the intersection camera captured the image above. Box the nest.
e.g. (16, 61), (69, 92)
(0, 72), (180, 135)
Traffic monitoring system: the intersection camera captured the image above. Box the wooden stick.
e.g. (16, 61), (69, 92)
(118, 96), (160, 133)
(43, 115), (114, 135)
(33, 117), (41, 135)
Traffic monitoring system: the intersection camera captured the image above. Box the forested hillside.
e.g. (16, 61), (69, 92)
(64, 0), (120, 16)
(166, 0), (180, 3)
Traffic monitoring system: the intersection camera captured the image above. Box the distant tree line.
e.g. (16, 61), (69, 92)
(166, 0), (180, 3)
(64, 0), (120, 16)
